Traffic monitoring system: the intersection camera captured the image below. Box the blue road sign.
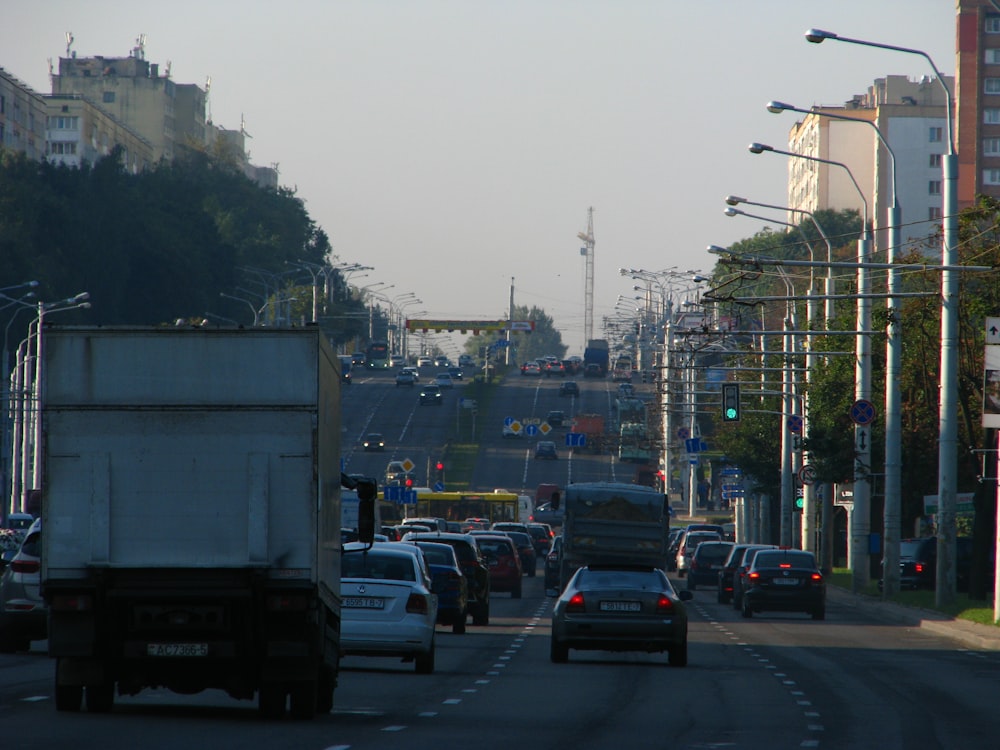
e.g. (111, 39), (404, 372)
(384, 486), (403, 502)
(788, 415), (803, 434)
(677, 427), (690, 440)
(433, 481), (445, 492)
(503, 416), (515, 426)
(525, 424), (539, 436)
(566, 433), (586, 447)
(401, 489), (417, 505)
(850, 399), (876, 425)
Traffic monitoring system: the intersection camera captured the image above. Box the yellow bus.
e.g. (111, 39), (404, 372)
(380, 491), (522, 526)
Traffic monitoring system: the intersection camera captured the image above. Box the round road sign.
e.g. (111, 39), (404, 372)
(849, 399), (876, 425)
(798, 464), (818, 486)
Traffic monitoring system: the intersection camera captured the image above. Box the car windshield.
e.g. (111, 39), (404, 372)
(575, 568), (665, 590)
(342, 552), (416, 581)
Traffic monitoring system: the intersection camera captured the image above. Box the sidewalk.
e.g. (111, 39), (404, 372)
(827, 585), (1000, 651)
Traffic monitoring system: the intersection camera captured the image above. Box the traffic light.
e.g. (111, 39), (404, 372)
(435, 461), (445, 483)
(721, 383), (741, 422)
(405, 477), (414, 489)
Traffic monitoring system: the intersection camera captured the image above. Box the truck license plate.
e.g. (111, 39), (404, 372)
(147, 643), (208, 657)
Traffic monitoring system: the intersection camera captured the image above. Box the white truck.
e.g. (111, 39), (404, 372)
(41, 326), (372, 717)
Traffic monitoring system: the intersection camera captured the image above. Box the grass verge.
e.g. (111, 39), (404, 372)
(828, 568), (996, 626)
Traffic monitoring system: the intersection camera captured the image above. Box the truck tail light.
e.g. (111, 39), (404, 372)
(266, 594), (308, 612)
(51, 594), (93, 612)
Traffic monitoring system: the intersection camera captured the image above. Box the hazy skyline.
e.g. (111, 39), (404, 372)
(3, 2), (955, 353)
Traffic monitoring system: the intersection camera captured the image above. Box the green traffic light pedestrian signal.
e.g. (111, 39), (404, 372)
(722, 383), (741, 422)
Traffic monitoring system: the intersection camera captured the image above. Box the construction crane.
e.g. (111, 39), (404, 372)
(577, 207), (596, 347)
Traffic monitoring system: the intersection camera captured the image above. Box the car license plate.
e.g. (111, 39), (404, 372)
(343, 597), (385, 609)
(600, 600), (641, 613)
(147, 643), (208, 657)
(772, 578), (799, 586)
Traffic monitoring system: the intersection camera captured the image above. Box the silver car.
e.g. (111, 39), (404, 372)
(0, 518), (45, 652)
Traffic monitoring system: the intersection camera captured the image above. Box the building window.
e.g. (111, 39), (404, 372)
(930, 153), (943, 167)
(929, 126), (943, 141)
(49, 141), (77, 155)
(102, 91), (115, 103)
(987, 78), (1000, 94)
(985, 109), (1000, 125)
(984, 168), (1000, 185)
(985, 139), (1000, 156)
(929, 181), (942, 195)
(988, 16), (1000, 33)
(988, 49), (1000, 64)
(929, 207), (942, 221)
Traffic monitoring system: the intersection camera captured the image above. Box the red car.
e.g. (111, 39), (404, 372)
(470, 533), (523, 598)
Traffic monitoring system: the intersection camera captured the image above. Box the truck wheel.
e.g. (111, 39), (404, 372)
(55, 684), (83, 712)
(316, 664), (335, 714)
(415, 641), (435, 674)
(86, 683), (114, 713)
(259, 682), (286, 718)
(289, 680), (317, 719)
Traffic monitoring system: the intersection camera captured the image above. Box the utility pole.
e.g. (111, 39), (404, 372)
(577, 207), (595, 348)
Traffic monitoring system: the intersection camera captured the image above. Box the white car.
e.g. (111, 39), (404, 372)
(390, 354), (406, 367)
(417, 356), (433, 367)
(340, 542), (439, 673)
(433, 373), (454, 388)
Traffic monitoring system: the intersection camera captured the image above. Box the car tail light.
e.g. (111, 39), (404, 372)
(11, 559), (39, 574)
(779, 563), (792, 569)
(51, 594), (93, 612)
(656, 595), (674, 613)
(914, 563), (925, 574)
(566, 593), (585, 613)
(406, 593), (429, 614)
(266, 594), (308, 612)
(810, 572), (823, 583)
(748, 572), (761, 582)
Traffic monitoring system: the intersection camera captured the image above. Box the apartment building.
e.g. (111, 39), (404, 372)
(957, 0), (1000, 208)
(785, 75), (951, 258)
(0, 67), (47, 160)
(45, 94), (153, 173)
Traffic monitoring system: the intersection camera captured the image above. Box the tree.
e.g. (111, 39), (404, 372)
(462, 304), (566, 364)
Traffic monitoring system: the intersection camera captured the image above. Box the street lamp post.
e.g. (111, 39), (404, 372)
(750, 142), (874, 591)
(805, 25), (960, 606)
(767, 99), (904, 597)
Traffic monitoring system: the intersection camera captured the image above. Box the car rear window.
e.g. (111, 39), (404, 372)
(694, 543), (732, 563)
(414, 544), (455, 567)
(477, 539), (514, 557)
(576, 568), (665, 590)
(753, 551), (816, 569)
(342, 553), (416, 581)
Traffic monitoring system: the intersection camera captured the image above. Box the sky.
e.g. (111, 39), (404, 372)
(2, 1), (955, 354)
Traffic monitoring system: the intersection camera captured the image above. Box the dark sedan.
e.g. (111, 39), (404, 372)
(403, 540), (469, 634)
(741, 549), (826, 620)
(551, 564), (692, 665)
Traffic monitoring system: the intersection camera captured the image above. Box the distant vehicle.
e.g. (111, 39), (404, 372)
(732, 545), (779, 609)
(385, 461), (416, 487)
(419, 384), (443, 405)
(337, 355), (353, 384)
(550, 564), (692, 665)
(686, 541), (734, 591)
(527, 522), (554, 557)
(741, 549), (826, 620)
(433, 355), (450, 367)
(502, 423), (522, 438)
(365, 340), (391, 369)
(531, 502), (564, 527)
(447, 366), (464, 381)
(880, 536), (974, 591)
(545, 410), (565, 427)
(351, 351), (367, 366)
(544, 360), (566, 377)
(401, 540), (468, 634)
(362, 433), (385, 452)
(583, 363), (604, 378)
(390, 354), (406, 367)
(675, 531), (723, 577)
(416, 356), (433, 367)
(401, 365), (420, 381)
(534, 441), (558, 460)
(583, 339), (610, 377)
(395, 369), (416, 386)
(521, 362), (542, 376)
(473, 534), (522, 598)
(505, 531), (538, 577)
(559, 381), (580, 396)
(401, 531), (491, 626)
(1, 513), (34, 531)
(432, 373), (454, 389)
(544, 535), (563, 594)
(340, 542), (438, 673)
(458, 354), (475, 368)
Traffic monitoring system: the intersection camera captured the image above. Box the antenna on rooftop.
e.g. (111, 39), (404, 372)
(134, 33), (147, 59)
(164, 60), (172, 78)
(205, 76), (212, 123)
(65, 32), (74, 58)
(241, 113), (253, 139)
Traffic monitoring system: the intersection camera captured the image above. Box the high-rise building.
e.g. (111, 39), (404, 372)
(0, 67), (48, 160)
(785, 75), (951, 257)
(957, 0), (1000, 208)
